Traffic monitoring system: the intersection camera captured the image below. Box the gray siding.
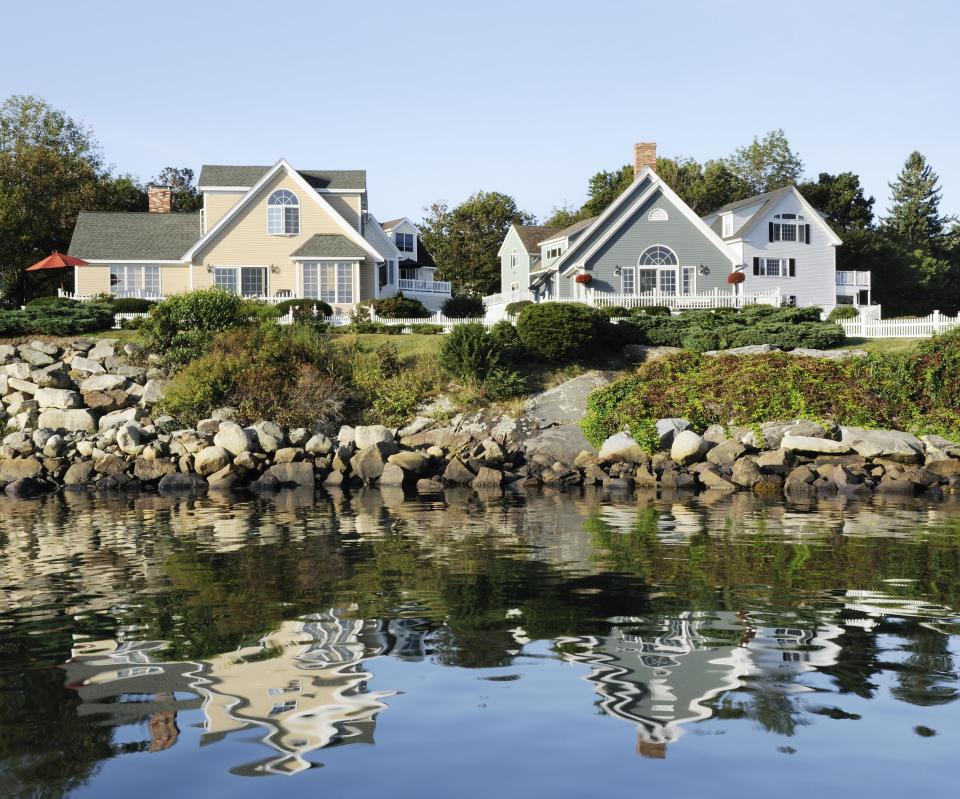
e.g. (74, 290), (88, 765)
(500, 226), (532, 296)
(580, 190), (735, 295)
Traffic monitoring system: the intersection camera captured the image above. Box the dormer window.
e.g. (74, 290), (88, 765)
(722, 214), (733, 237)
(546, 245), (562, 259)
(267, 189), (299, 235)
(770, 214), (809, 244)
(396, 232), (414, 252)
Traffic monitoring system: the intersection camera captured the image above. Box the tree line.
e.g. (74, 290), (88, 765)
(420, 130), (960, 315)
(0, 95), (200, 304)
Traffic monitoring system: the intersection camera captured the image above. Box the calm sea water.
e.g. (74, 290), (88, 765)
(1, 485), (959, 798)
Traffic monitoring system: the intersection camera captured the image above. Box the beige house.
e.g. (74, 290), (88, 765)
(67, 158), (450, 312)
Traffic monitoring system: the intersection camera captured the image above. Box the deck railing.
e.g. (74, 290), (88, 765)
(398, 278), (451, 294)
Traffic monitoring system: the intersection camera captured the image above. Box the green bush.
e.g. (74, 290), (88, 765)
(408, 323), (444, 334)
(827, 305), (860, 322)
(26, 295), (71, 307)
(630, 305), (672, 317)
(0, 310), (29, 336)
(349, 321), (389, 334)
(597, 305), (631, 318)
(273, 298), (333, 318)
(516, 302), (605, 362)
(483, 367), (526, 400)
(146, 288), (246, 356)
(505, 300), (533, 316)
(372, 292), (430, 319)
(438, 322), (501, 383)
(488, 320), (526, 363)
(8, 302), (116, 336)
(442, 293), (485, 319)
(111, 297), (157, 313)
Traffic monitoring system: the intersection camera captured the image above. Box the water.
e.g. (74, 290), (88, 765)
(1, 486), (959, 798)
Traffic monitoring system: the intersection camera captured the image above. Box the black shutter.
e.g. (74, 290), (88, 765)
(805, 224), (810, 244)
(768, 222), (774, 242)
(753, 257), (760, 275)
(789, 258), (796, 277)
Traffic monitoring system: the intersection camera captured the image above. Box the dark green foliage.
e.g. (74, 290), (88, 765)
(408, 323), (443, 334)
(25, 295), (71, 306)
(630, 305), (671, 317)
(827, 305), (860, 322)
(441, 293), (485, 318)
(145, 288), (246, 362)
(505, 300), (533, 316)
(372, 292), (431, 318)
(581, 328), (960, 449)
(488, 320), (526, 363)
(110, 297), (156, 313)
(597, 305), (631, 318)
(516, 302), (606, 362)
(483, 367), (526, 399)
(272, 298), (333, 318)
(797, 172), (875, 231)
(0, 299), (114, 335)
(884, 151), (951, 247)
(438, 323), (501, 383)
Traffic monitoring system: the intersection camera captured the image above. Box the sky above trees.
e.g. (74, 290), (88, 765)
(1, 0), (958, 225)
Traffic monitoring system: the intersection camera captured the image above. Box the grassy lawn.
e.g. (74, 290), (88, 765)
(832, 337), (923, 355)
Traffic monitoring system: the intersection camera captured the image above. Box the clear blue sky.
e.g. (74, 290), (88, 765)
(3, 0), (958, 225)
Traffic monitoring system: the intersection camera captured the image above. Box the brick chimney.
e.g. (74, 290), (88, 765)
(634, 142), (657, 178)
(148, 185), (172, 213)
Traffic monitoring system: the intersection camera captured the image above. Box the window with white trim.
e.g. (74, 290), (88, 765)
(769, 214), (808, 244)
(649, 208), (669, 222)
(546, 245), (562, 259)
(396, 232), (414, 252)
(621, 266), (635, 294)
(752, 257), (796, 277)
(302, 262), (354, 304)
(267, 189), (299, 235)
(109, 265), (160, 296)
(722, 214), (733, 237)
(212, 266), (267, 297)
(510, 250), (519, 269)
(635, 245), (680, 294)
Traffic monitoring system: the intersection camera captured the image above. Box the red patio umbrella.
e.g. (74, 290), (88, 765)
(25, 252), (88, 271)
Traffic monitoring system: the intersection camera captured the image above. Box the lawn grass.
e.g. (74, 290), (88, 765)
(832, 337), (922, 355)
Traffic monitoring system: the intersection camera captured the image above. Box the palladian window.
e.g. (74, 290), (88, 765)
(267, 189), (300, 235)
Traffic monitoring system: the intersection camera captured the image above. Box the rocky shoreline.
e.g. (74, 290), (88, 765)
(1, 341), (959, 500)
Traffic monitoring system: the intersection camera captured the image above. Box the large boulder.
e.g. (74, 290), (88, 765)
(351, 442), (399, 483)
(133, 457), (178, 482)
(671, 430), (707, 466)
(524, 423), (597, 465)
(214, 422), (254, 455)
(0, 458), (43, 482)
(840, 427), (924, 463)
(353, 425), (395, 450)
(99, 407), (146, 432)
(524, 371), (613, 425)
(387, 451), (428, 474)
(443, 458), (475, 484)
(19, 348), (55, 367)
(157, 472), (207, 493)
(115, 423), (143, 455)
(252, 420), (284, 453)
(63, 461), (96, 485)
(79, 373), (127, 393)
(34, 388), (82, 410)
(305, 434), (333, 455)
(37, 408), (98, 434)
(194, 446), (232, 476)
(781, 435), (852, 455)
(740, 419), (827, 449)
(266, 461), (315, 487)
(70, 355), (105, 374)
(598, 431), (647, 463)
(656, 418), (691, 449)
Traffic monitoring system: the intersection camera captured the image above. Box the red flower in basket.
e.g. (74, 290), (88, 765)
(727, 271), (745, 284)
(575, 273), (592, 284)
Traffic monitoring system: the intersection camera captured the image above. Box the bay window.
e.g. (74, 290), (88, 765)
(302, 262), (354, 304)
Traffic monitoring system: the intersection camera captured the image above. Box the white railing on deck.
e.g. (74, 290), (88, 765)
(836, 270), (871, 287)
(840, 310), (960, 339)
(589, 288), (781, 310)
(398, 278), (451, 294)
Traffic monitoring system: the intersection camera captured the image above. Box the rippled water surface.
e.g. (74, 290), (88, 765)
(2, 486), (960, 798)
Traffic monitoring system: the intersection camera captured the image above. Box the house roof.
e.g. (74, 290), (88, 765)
(514, 224), (562, 253)
(538, 216), (598, 245)
(702, 185), (842, 245)
(289, 234), (371, 259)
(198, 165), (367, 191)
(68, 212), (201, 261)
(379, 218), (404, 230)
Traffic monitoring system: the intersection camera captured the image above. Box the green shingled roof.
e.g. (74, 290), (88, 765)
(68, 212), (201, 261)
(198, 165), (367, 191)
(289, 234), (370, 259)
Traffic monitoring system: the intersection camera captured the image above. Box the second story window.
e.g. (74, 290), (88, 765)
(546, 246), (562, 259)
(770, 214), (809, 244)
(396, 232), (414, 252)
(267, 189), (299, 235)
(510, 250), (519, 269)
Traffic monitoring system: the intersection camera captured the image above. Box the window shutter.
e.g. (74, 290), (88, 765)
(805, 224), (810, 244)
(789, 258), (796, 277)
(753, 257), (760, 275)
(768, 222), (774, 242)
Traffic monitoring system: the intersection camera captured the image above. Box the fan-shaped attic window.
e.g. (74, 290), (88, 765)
(648, 208), (669, 222)
(267, 189), (299, 235)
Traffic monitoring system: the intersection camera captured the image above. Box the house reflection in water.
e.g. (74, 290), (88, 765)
(63, 611), (429, 776)
(557, 610), (844, 757)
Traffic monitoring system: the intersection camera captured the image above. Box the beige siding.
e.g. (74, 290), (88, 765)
(325, 194), (360, 230)
(358, 259), (376, 301)
(193, 172), (368, 299)
(204, 192), (244, 229)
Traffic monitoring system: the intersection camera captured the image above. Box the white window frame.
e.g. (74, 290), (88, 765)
(267, 189), (300, 236)
(722, 214), (733, 237)
(212, 265), (269, 297)
(396, 232), (414, 252)
(302, 261), (355, 304)
(510, 281), (520, 300)
(510, 250), (519, 269)
(621, 266), (636, 295)
(109, 264), (160, 297)
(546, 245), (562, 259)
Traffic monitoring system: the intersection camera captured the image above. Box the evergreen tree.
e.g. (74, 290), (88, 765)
(883, 151), (952, 247)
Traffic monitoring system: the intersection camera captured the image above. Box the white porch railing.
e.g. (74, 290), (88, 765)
(398, 278), (451, 294)
(836, 270), (871, 287)
(840, 310), (960, 339)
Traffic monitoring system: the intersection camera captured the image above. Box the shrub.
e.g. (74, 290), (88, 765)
(827, 305), (860, 322)
(630, 305), (671, 317)
(438, 322), (502, 383)
(111, 297), (157, 313)
(372, 292), (430, 319)
(0, 310), (29, 337)
(20, 302), (115, 335)
(26, 295), (70, 307)
(516, 302), (605, 362)
(505, 300), (533, 317)
(147, 288), (246, 355)
(408, 323), (444, 334)
(488, 320), (526, 363)
(483, 367), (526, 400)
(597, 305), (631, 318)
(273, 298), (333, 318)
(442, 293), (485, 319)
(349, 321), (389, 334)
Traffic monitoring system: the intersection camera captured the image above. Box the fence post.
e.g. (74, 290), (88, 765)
(370, 308), (378, 324)
(860, 312), (867, 338)
(933, 309), (941, 334)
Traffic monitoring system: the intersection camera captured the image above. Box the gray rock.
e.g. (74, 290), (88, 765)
(140, 379), (168, 405)
(196, 418), (221, 434)
(472, 466), (503, 487)
(194, 446), (232, 476)
(70, 355), (105, 374)
(388, 451), (428, 474)
(214, 422), (254, 455)
(266, 461), (315, 487)
(0, 458), (43, 482)
(252, 420), (284, 453)
(34, 388), (82, 410)
(42, 434), (65, 458)
(926, 459), (960, 479)
(3, 362), (32, 379)
(789, 348), (868, 360)
(79, 373), (126, 393)
(251, 472), (282, 492)
(731, 458), (763, 487)
(88, 342), (115, 361)
(656, 418), (692, 449)
(354, 424), (395, 449)
(28, 340), (60, 356)
(524, 371), (613, 424)
(206, 465), (239, 490)
(336, 425), (356, 446)
(63, 461), (96, 485)
(740, 419), (828, 449)
(305, 434), (333, 455)
(19, 348), (56, 367)
(273, 447), (300, 464)
(707, 440), (747, 465)
(699, 469), (736, 490)
(115, 364), (147, 380)
(840, 427), (924, 463)
(115, 423), (142, 455)
(37, 408), (98, 433)
(31, 428), (53, 449)
(8, 377), (39, 395)
(133, 457), (177, 482)
(621, 344), (682, 364)
(94, 454), (128, 476)
(524, 423), (597, 464)
(351, 443), (397, 482)
(99, 407), (145, 431)
(157, 472), (207, 493)
(704, 344), (778, 356)
(671, 430), (707, 466)
(416, 478), (445, 494)
(598, 431), (647, 463)
(921, 434), (960, 460)
(380, 462), (411, 486)
(781, 434), (852, 455)
(288, 427), (310, 446)
(443, 458), (475, 484)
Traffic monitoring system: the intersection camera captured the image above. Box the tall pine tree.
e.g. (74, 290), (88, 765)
(884, 151), (951, 247)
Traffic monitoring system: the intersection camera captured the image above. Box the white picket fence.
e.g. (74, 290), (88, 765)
(840, 310), (960, 338)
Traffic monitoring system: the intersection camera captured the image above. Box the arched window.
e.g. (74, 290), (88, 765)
(638, 245), (678, 266)
(267, 189), (299, 235)
(648, 208), (669, 222)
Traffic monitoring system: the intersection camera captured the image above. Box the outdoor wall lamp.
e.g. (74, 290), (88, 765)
(614, 265), (622, 276)
(270, 265), (281, 274)
(698, 265), (710, 276)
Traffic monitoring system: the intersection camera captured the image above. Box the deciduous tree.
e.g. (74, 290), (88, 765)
(152, 166), (202, 213)
(798, 172), (874, 231)
(726, 129), (804, 195)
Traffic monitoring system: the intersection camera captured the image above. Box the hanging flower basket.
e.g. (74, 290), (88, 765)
(575, 273), (592, 285)
(727, 271), (745, 285)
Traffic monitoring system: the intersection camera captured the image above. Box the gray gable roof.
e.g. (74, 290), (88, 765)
(379, 218), (405, 230)
(198, 165), (366, 191)
(514, 224), (562, 254)
(68, 212), (201, 261)
(289, 234), (370, 259)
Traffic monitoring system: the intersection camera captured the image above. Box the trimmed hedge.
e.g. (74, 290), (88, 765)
(372, 293), (431, 319)
(0, 300), (115, 336)
(516, 302), (607, 362)
(827, 305), (860, 322)
(111, 297), (157, 313)
(441, 293), (485, 319)
(505, 300), (533, 316)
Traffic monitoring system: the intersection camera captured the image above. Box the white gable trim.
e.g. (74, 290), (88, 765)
(184, 159), (383, 263)
(497, 224), (522, 257)
(365, 213), (403, 259)
(380, 216), (417, 233)
(556, 168), (738, 277)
